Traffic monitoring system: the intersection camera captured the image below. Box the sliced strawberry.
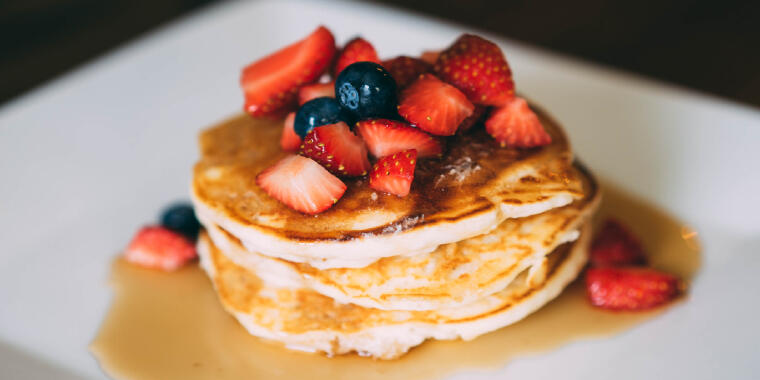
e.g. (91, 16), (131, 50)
(124, 226), (197, 271)
(369, 149), (417, 197)
(434, 34), (515, 106)
(256, 155), (347, 214)
(420, 50), (440, 65)
(586, 267), (682, 311)
(485, 97), (552, 147)
(241, 26), (336, 117)
(300, 122), (371, 177)
(381, 56), (432, 89)
(333, 37), (381, 76)
(397, 74), (475, 136)
(356, 119), (442, 158)
(298, 81), (335, 105)
(591, 219), (648, 267)
(457, 105), (488, 134)
(280, 112), (301, 151)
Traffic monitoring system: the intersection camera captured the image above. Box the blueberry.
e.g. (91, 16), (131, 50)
(294, 97), (351, 138)
(160, 203), (201, 241)
(335, 62), (397, 119)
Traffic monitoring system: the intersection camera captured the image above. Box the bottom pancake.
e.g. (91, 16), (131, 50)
(197, 223), (591, 359)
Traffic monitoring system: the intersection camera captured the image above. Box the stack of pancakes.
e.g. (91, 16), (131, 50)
(191, 105), (600, 359)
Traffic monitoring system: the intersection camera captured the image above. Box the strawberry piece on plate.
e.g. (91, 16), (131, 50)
(369, 149), (417, 197)
(457, 105), (488, 134)
(334, 37), (381, 76)
(434, 34), (515, 106)
(298, 81), (335, 105)
(381, 56), (432, 89)
(398, 74), (474, 136)
(586, 267), (682, 311)
(356, 119), (442, 158)
(256, 155), (347, 214)
(420, 50), (440, 65)
(485, 97), (552, 147)
(300, 122), (371, 177)
(241, 26), (336, 117)
(280, 112), (301, 151)
(124, 226), (197, 271)
(590, 219), (648, 267)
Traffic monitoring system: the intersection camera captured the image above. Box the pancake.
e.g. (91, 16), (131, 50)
(197, 223), (591, 359)
(201, 163), (599, 310)
(192, 104), (584, 269)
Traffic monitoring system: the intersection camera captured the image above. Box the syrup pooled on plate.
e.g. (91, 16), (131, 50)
(90, 183), (700, 380)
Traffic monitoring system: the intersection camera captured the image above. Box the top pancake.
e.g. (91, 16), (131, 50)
(192, 105), (584, 268)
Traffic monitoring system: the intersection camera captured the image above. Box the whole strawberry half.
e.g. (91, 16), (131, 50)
(586, 267), (682, 311)
(356, 119), (442, 158)
(300, 121), (371, 177)
(369, 149), (418, 197)
(241, 26), (336, 117)
(398, 74), (475, 136)
(434, 34), (515, 106)
(256, 155), (347, 215)
(298, 81), (335, 105)
(381, 56), (432, 89)
(591, 219), (648, 267)
(334, 37), (381, 76)
(280, 112), (301, 151)
(124, 226), (197, 271)
(485, 97), (552, 147)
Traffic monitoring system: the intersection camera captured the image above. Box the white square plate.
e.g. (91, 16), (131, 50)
(1, 1), (759, 379)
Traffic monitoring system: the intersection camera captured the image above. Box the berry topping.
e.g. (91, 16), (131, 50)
(457, 105), (488, 134)
(125, 226), (197, 271)
(484, 97), (552, 147)
(256, 155), (347, 215)
(300, 122), (371, 177)
(420, 50), (440, 65)
(335, 61), (398, 119)
(397, 74), (474, 136)
(356, 119), (442, 158)
(160, 203), (201, 241)
(294, 97), (351, 139)
(591, 220), (648, 267)
(369, 149), (418, 197)
(381, 56), (432, 89)
(280, 112), (302, 151)
(298, 82), (335, 105)
(433, 34), (514, 106)
(334, 37), (381, 76)
(241, 26), (336, 117)
(586, 267), (682, 311)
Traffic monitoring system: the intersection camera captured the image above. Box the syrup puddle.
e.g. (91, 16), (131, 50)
(90, 183), (700, 380)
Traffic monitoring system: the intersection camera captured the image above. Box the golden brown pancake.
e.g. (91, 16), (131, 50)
(192, 105), (585, 269)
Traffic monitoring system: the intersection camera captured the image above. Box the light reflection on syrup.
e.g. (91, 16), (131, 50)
(90, 183), (700, 380)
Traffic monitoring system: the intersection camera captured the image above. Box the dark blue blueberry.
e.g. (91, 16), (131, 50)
(294, 97), (351, 138)
(335, 62), (397, 119)
(160, 203), (201, 241)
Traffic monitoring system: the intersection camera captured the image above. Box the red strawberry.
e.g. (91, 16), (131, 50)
(298, 81), (335, 105)
(300, 122), (371, 177)
(369, 149), (417, 197)
(280, 112), (301, 151)
(241, 26), (336, 117)
(420, 50), (440, 65)
(381, 56), (432, 89)
(256, 155), (347, 214)
(334, 37), (381, 76)
(434, 34), (515, 106)
(356, 119), (442, 158)
(397, 74), (475, 136)
(457, 105), (488, 134)
(124, 226), (197, 271)
(485, 97), (552, 147)
(591, 220), (648, 267)
(586, 267), (682, 311)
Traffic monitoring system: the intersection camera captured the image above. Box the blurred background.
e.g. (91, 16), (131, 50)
(1, 0), (758, 108)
